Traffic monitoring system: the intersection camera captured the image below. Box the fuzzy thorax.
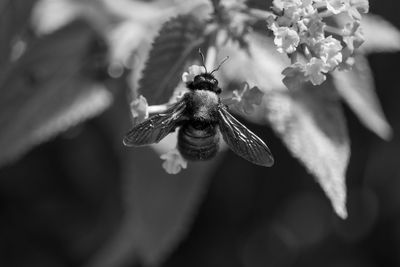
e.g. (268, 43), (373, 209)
(188, 90), (219, 121)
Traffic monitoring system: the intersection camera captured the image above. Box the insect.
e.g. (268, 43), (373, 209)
(123, 52), (274, 167)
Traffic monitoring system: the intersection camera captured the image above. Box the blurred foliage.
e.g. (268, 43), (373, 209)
(0, 0), (399, 267)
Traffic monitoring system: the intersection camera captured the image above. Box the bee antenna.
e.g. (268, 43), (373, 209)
(210, 56), (229, 74)
(198, 48), (208, 73)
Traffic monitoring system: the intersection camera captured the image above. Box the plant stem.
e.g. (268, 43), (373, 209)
(248, 8), (274, 20)
(325, 25), (344, 36)
(319, 10), (334, 18)
(148, 104), (169, 114)
(290, 51), (298, 64)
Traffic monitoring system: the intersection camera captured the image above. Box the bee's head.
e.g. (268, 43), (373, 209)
(186, 50), (229, 94)
(191, 73), (222, 94)
(193, 73), (218, 86)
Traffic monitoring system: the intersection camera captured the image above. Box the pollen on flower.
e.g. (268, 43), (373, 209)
(182, 65), (206, 83)
(267, 0), (368, 89)
(160, 148), (188, 174)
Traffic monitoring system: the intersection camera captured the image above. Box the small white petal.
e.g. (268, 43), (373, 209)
(160, 148), (188, 175)
(181, 65), (206, 83)
(130, 95), (149, 123)
(182, 72), (190, 83)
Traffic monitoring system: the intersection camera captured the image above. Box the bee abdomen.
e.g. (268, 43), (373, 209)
(177, 124), (219, 161)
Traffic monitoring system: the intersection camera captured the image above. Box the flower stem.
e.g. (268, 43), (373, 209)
(290, 51), (298, 64)
(313, 1), (326, 9)
(325, 25), (344, 36)
(319, 10), (334, 18)
(248, 8), (274, 20)
(303, 45), (312, 60)
(148, 104), (169, 114)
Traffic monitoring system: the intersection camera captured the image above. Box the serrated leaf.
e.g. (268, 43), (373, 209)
(0, 20), (112, 167)
(361, 14), (400, 53)
(0, 0), (37, 66)
(86, 96), (218, 267)
(264, 81), (350, 218)
(138, 14), (207, 105)
(333, 55), (392, 140)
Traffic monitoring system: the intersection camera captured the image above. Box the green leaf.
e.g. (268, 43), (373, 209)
(138, 14), (207, 105)
(0, 20), (112, 167)
(332, 55), (392, 140)
(361, 14), (400, 53)
(0, 0), (37, 67)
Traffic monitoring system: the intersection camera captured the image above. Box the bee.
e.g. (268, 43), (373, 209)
(123, 53), (274, 167)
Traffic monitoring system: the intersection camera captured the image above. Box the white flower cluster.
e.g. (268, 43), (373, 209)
(267, 0), (368, 86)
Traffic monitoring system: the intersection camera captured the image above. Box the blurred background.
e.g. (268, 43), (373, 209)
(0, 0), (400, 266)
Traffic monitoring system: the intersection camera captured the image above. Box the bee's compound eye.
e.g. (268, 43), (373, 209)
(216, 87), (222, 94)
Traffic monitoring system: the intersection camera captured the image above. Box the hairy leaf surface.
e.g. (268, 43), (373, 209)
(264, 81), (350, 218)
(333, 55), (392, 140)
(220, 33), (349, 218)
(138, 14), (207, 105)
(0, 0), (37, 67)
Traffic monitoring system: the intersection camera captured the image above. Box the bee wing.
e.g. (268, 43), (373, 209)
(123, 99), (187, 146)
(217, 104), (274, 167)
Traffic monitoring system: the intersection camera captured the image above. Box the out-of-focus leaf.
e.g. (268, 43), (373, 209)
(138, 14), (208, 105)
(32, 0), (81, 34)
(93, 150), (218, 266)
(333, 55), (392, 140)
(0, 0), (37, 66)
(32, 0), (210, 66)
(0, 20), (113, 166)
(220, 32), (349, 218)
(264, 81), (350, 219)
(218, 33), (287, 125)
(32, 0), (167, 35)
(219, 33), (287, 91)
(86, 93), (219, 267)
(361, 14), (400, 53)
